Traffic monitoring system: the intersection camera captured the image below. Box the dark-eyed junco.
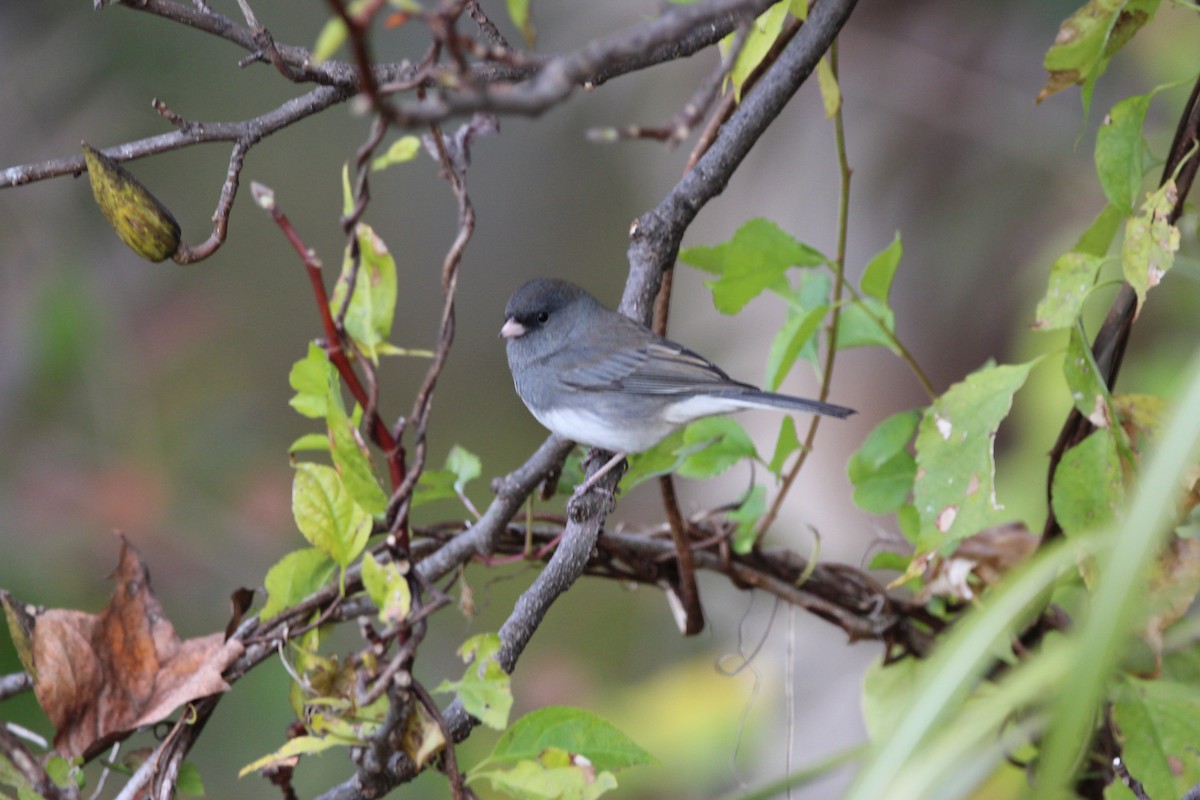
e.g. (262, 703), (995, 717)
(501, 278), (855, 495)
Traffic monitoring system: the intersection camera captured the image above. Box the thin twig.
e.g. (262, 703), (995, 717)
(386, 120), (476, 544)
(173, 140), (250, 264)
(250, 182), (406, 491)
(755, 39), (850, 542)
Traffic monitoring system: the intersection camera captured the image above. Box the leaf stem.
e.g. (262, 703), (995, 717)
(755, 42), (849, 543)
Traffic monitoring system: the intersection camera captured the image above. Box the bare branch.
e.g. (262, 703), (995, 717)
(172, 140), (249, 263)
(0, 85), (351, 188)
(3, 0), (778, 194)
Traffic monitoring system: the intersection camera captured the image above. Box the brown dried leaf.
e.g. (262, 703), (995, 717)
(915, 523), (1039, 603)
(7, 537), (243, 758)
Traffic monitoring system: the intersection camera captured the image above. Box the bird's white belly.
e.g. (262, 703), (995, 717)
(533, 405), (670, 453)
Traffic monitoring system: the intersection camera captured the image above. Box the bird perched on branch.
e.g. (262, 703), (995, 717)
(501, 278), (854, 496)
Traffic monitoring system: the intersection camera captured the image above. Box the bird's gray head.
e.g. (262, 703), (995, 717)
(500, 278), (597, 360)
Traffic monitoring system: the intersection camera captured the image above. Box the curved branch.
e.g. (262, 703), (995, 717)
(380, 0), (779, 125)
(3, 0), (777, 191)
(0, 85), (352, 188)
(172, 140), (249, 263)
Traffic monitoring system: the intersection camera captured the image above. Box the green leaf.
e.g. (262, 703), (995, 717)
(621, 430), (688, 489)
(261, 548), (336, 621)
(176, 762), (205, 797)
(488, 707), (656, 772)
(676, 418), (757, 480)
(1063, 321), (1113, 424)
(44, 756), (82, 790)
(835, 297), (899, 353)
(848, 410), (919, 479)
(1032, 250), (1104, 331)
(326, 387), (388, 516)
(371, 136), (422, 171)
(435, 633), (512, 730)
(239, 735), (346, 778)
(868, 550), (912, 573)
(341, 162), (353, 219)
(764, 305), (827, 391)
(622, 418), (758, 489)
(412, 446), (482, 506)
(1113, 678), (1200, 799)
(623, 419), (758, 488)
(1036, 331), (1200, 795)
(1051, 428), (1123, 538)
(896, 503), (920, 543)
(506, 0), (535, 46)
(361, 553), (412, 625)
(768, 416), (802, 477)
(1095, 94), (1150, 213)
(309, 712), (377, 744)
(1038, 0), (1160, 111)
(374, 342), (435, 358)
(680, 219), (826, 314)
(289, 343), (337, 418)
(729, 3), (790, 100)
(329, 223), (399, 364)
(289, 432), (331, 454)
(860, 233), (903, 302)
(847, 411), (919, 515)
(729, 485), (766, 554)
(412, 469), (459, 507)
(1074, 203), (1124, 257)
(474, 759), (618, 800)
(816, 55), (841, 118)
(1121, 179), (1179, 313)
(292, 463), (373, 568)
(914, 360), (1037, 550)
(312, 17), (348, 63)
(446, 445), (482, 491)
(790, 271), (833, 368)
(862, 654), (923, 741)
(851, 452), (915, 515)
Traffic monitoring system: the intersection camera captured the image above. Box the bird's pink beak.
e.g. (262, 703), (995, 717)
(499, 318), (525, 339)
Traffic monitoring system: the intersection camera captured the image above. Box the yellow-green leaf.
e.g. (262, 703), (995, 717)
(361, 553), (412, 625)
(291, 463), (372, 568)
(1121, 180), (1179, 314)
(239, 735), (345, 778)
(816, 55), (841, 118)
(329, 224), (399, 364)
(82, 143), (181, 262)
(371, 136), (422, 171)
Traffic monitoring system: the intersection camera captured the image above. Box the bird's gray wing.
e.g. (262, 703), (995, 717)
(563, 340), (750, 395)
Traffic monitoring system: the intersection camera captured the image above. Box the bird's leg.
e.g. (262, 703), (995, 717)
(572, 450), (627, 499)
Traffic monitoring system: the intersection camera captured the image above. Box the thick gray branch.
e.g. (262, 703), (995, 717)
(622, 0), (860, 321)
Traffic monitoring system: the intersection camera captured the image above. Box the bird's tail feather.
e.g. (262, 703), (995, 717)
(725, 390), (856, 419)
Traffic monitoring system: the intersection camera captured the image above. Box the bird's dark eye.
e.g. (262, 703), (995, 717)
(535, 311), (550, 324)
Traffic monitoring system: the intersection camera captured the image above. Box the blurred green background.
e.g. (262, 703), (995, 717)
(2, 1), (1198, 798)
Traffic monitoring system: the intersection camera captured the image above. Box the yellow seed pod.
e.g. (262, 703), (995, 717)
(82, 142), (181, 263)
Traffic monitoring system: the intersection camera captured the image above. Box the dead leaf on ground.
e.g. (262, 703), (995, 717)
(1, 536), (243, 759)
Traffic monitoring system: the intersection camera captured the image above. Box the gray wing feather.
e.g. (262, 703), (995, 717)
(563, 340), (750, 395)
